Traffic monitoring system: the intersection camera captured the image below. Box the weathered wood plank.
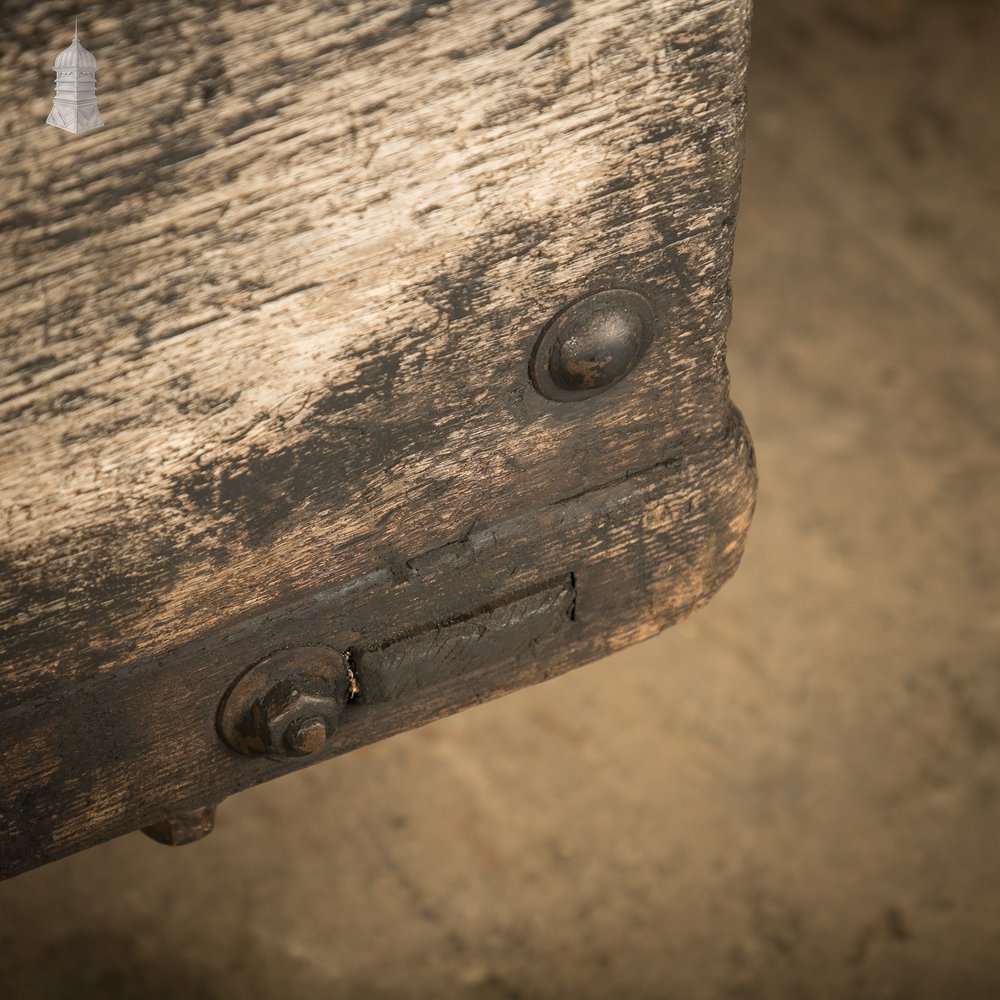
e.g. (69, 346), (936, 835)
(1, 0), (751, 706)
(0, 0), (754, 875)
(352, 577), (577, 703)
(0, 410), (755, 878)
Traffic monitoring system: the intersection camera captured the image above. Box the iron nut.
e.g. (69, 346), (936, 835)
(252, 681), (338, 757)
(217, 647), (354, 758)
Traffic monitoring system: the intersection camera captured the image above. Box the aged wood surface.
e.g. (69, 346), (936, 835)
(0, 0), (754, 875)
(1, 411), (755, 877)
(1, 0), (750, 706)
(352, 577), (576, 703)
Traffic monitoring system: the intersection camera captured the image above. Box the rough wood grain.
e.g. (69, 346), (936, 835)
(352, 577), (576, 703)
(0, 0), (755, 875)
(1, 0), (751, 705)
(1, 409), (755, 878)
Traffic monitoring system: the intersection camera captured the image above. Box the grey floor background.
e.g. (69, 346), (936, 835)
(2, 0), (999, 997)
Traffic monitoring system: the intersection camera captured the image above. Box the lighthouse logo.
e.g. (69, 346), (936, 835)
(46, 20), (105, 134)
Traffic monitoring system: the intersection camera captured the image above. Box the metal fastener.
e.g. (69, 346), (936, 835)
(141, 804), (217, 846)
(284, 716), (329, 756)
(217, 646), (355, 758)
(529, 288), (655, 402)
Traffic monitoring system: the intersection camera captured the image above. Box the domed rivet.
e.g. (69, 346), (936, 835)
(529, 289), (655, 402)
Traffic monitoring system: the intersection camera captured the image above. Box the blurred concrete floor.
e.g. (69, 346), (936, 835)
(2, 1), (999, 997)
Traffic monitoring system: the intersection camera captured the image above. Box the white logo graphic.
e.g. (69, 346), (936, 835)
(46, 20), (104, 134)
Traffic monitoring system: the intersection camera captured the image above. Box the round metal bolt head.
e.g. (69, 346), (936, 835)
(530, 289), (655, 402)
(283, 716), (329, 756)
